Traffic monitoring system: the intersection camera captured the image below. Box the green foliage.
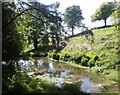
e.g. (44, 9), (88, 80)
(2, 61), (16, 80)
(22, 52), (30, 60)
(91, 2), (116, 26)
(74, 55), (83, 64)
(85, 33), (95, 45)
(6, 74), (44, 94)
(42, 34), (50, 46)
(88, 60), (95, 68)
(2, 60), (88, 94)
(64, 5), (84, 35)
(53, 53), (60, 60)
(91, 67), (103, 74)
(81, 56), (89, 66)
(3, 2), (64, 55)
(107, 69), (118, 81)
(105, 41), (116, 49)
(61, 83), (89, 94)
(111, 5), (120, 27)
(58, 26), (118, 81)
(2, 2), (24, 60)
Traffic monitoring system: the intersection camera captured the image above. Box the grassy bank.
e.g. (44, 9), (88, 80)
(48, 26), (119, 81)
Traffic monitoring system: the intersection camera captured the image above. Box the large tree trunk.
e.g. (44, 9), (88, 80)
(72, 27), (74, 35)
(104, 19), (107, 27)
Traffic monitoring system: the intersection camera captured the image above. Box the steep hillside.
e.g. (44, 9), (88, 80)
(57, 26), (118, 81)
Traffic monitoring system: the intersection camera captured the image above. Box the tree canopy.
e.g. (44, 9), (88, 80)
(91, 2), (116, 27)
(2, 2), (64, 60)
(64, 5), (84, 35)
(111, 3), (120, 27)
(2, 2), (24, 60)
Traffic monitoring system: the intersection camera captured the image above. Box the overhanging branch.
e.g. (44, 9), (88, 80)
(3, 8), (31, 30)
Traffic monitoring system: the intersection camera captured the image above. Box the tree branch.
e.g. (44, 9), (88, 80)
(3, 8), (31, 30)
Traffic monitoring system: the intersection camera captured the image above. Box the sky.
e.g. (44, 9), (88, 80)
(3, 0), (119, 29)
(11, 0), (118, 34)
(38, 0), (116, 25)
(36, 0), (119, 34)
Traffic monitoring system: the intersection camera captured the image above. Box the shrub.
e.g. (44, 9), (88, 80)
(91, 67), (102, 74)
(94, 55), (99, 61)
(88, 60), (95, 68)
(107, 70), (118, 81)
(96, 60), (102, 67)
(103, 69), (110, 75)
(81, 57), (89, 66)
(53, 54), (60, 60)
(105, 41), (116, 49)
(22, 52), (30, 60)
(63, 54), (71, 61)
(74, 56), (83, 64)
(96, 59), (109, 67)
(2, 61), (16, 83)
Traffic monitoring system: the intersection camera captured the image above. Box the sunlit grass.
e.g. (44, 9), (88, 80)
(60, 26), (118, 82)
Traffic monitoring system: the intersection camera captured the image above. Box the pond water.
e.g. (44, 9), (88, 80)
(80, 77), (100, 93)
(16, 57), (118, 93)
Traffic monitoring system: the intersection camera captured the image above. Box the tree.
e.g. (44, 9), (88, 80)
(64, 5), (84, 35)
(16, 2), (63, 50)
(91, 2), (116, 27)
(111, 3), (120, 28)
(2, 1), (64, 59)
(2, 2), (24, 60)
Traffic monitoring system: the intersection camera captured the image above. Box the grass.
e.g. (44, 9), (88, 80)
(59, 26), (118, 81)
(18, 26), (119, 93)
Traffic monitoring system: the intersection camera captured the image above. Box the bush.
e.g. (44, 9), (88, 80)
(2, 61), (16, 80)
(63, 54), (71, 61)
(32, 51), (48, 57)
(107, 70), (118, 81)
(74, 56), (83, 64)
(91, 67), (103, 74)
(103, 69), (110, 75)
(88, 60), (95, 68)
(22, 52), (30, 60)
(81, 57), (89, 66)
(53, 54), (60, 60)
(94, 55), (99, 61)
(96, 59), (109, 67)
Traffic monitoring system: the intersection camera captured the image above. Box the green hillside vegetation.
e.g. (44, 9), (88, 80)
(49, 26), (118, 81)
(2, 2), (119, 94)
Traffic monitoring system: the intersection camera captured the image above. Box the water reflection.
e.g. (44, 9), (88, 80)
(80, 77), (100, 93)
(48, 61), (55, 73)
(55, 78), (64, 88)
(37, 60), (44, 68)
(42, 72), (64, 88)
(60, 70), (70, 78)
(18, 60), (34, 68)
(18, 58), (101, 93)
